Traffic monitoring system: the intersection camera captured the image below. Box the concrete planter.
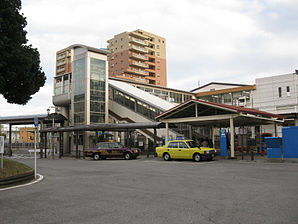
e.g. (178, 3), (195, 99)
(0, 171), (34, 187)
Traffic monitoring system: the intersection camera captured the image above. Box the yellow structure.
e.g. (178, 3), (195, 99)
(19, 128), (36, 143)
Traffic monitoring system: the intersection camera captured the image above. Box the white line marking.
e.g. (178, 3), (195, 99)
(0, 174), (44, 191)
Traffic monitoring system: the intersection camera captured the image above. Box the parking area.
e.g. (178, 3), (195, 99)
(1, 157), (298, 224)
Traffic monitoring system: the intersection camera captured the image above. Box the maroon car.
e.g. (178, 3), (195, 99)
(84, 142), (140, 160)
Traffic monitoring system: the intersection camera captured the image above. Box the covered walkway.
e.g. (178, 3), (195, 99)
(156, 99), (284, 158)
(39, 122), (166, 158)
(0, 113), (67, 156)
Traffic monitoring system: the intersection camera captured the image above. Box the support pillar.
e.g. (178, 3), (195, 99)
(165, 122), (169, 144)
(40, 133), (44, 158)
(274, 122), (278, 137)
(230, 117), (235, 158)
(154, 128), (157, 157)
(212, 127), (215, 148)
(189, 125), (193, 140)
(59, 132), (63, 159)
(45, 133), (47, 158)
(8, 124), (12, 156)
(82, 131), (85, 159)
(76, 131), (79, 159)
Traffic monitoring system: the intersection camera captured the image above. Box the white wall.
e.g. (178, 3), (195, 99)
(254, 73), (298, 114)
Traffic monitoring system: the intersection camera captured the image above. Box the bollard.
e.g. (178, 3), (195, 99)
(251, 148), (254, 161)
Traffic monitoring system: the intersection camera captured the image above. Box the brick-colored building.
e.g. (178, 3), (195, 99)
(19, 128), (37, 143)
(107, 29), (167, 87)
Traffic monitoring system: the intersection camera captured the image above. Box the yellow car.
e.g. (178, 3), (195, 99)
(156, 140), (217, 162)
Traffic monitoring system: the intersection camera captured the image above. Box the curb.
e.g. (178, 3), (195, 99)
(0, 171), (34, 187)
(0, 174), (44, 191)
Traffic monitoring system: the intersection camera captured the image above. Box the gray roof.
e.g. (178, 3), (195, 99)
(68, 44), (109, 55)
(0, 113), (67, 125)
(40, 122), (165, 133)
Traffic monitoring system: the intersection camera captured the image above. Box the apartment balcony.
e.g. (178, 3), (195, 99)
(130, 31), (148, 40)
(129, 37), (148, 46)
(57, 53), (66, 60)
(131, 45), (148, 54)
(135, 77), (147, 83)
(146, 61), (155, 66)
(57, 60), (66, 66)
(126, 68), (148, 76)
(130, 52), (147, 61)
(130, 61), (148, 69)
(57, 66), (65, 73)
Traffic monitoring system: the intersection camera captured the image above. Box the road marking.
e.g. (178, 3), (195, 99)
(0, 174), (44, 191)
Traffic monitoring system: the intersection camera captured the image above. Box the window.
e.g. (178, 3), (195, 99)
(157, 66), (160, 70)
(158, 39), (161, 42)
(278, 87), (282, 98)
(168, 142), (178, 148)
(98, 143), (109, 149)
(179, 142), (189, 149)
(286, 86), (290, 96)
(157, 59), (160, 63)
(157, 45), (160, 49)
(157, 52), (160, 56)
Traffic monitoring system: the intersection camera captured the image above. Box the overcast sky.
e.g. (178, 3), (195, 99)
(1, 0), (298, 116)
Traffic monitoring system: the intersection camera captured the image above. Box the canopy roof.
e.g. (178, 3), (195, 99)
(40, 122), (165, 133)
(155, 99), (284, 127)
(0, 113), (67, 125)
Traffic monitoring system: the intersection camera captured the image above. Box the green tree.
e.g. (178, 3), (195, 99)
(0, 0), (46, 105)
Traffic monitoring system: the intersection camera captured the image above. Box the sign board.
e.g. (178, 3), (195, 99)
(0, 136), (4, 154)
(34, 117), (39, 127)
(220, 129), (227, 157)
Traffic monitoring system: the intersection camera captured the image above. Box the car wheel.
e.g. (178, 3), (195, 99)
(193, 153), (201, 162)
(124, 152), (132, 160)
(163, 153), (171, 161)
(93, 153), (100, 160)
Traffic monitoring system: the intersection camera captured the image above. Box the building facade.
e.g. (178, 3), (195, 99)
(53, 44), (109, 126)
(107, 29), (167, 86)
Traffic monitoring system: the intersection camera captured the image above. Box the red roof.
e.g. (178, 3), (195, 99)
(156, 99), (284, 120)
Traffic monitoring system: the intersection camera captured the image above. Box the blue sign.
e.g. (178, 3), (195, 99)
(220, 129), (227, 157)
(34, 118), (39, 127)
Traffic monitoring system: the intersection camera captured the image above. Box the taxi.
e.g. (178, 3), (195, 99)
(156, 140), (216, 162)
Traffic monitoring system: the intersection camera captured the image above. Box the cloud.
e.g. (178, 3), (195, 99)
(0, 83), (53, 116)
(2, 0), (297, 115)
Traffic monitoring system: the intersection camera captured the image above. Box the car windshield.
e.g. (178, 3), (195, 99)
(186, 141), (200, 148)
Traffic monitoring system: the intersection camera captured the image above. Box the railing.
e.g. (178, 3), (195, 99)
(131, 38), (147, 46)
(132, 45), (148, 53)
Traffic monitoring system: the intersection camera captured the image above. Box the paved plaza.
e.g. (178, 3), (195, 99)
(1, 157), (298, 224)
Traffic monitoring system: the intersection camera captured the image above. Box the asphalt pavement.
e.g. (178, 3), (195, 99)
(1, 157), (298, 224)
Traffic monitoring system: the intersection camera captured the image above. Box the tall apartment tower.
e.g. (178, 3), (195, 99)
(107, 29), (167, 87)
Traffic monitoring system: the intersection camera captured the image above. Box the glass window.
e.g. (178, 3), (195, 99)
(168, 142), (178, 148)
(179, 142), (189, 149)
(278, 87), (282, 97)
(90, 58), (106, 124)
(98, 143), (109, 149)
